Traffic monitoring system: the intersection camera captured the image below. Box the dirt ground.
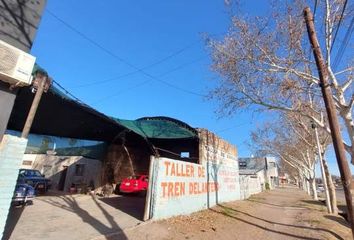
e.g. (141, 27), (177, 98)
(4, 187), (351, 240)
(116, 186), (351, 240)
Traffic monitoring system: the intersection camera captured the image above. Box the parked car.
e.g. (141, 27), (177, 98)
(12, 182), (35, 206)
(317, 184), (324, 193)
(119, 175), (148, 194)
(18, 169), (51, 194)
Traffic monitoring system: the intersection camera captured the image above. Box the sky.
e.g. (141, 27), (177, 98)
(29, 0), (352, 176)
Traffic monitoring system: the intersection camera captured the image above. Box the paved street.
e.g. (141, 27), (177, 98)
(3, 193), (145, 240)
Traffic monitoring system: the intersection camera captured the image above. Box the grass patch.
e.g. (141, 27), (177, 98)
(303, 219), (321, 225)
(222, 207), (234, 216)
(248, 195), (266, 201)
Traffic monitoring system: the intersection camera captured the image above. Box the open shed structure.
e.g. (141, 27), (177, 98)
(5, 67), (241, 223)
(7, 69), (199, 188)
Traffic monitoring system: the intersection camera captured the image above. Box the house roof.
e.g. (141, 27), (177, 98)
(239, 157), (266, 171)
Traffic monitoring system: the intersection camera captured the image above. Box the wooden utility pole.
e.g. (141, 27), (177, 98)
(21, 72), (49, 138)
(304, 7), (354, 238)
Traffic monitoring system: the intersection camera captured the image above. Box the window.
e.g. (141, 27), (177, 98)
(19, 169), (42, 177)
(239, 161), (247, 169)
(75, 164), (85, 176)
(269, 162), (276, 168)
(180, 152), (190, 158)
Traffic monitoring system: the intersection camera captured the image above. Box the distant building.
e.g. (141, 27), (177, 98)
(239, 156), (279, 190)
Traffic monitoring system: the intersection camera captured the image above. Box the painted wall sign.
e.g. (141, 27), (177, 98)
(149, 157), (241, 219)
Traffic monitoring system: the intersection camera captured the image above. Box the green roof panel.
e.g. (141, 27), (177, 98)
(114, 117), (197, 139)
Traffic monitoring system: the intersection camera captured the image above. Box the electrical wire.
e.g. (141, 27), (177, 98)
(92, 56), (207, 104)
(313, 0), (318, 19)
(215, 122), (250, 134)
(51, 80), (97, 113)
(333, 15), (354, 71)
(330, 0), (348, 53)
(308, 0), (318, 61)
(46, 9), (206, 97)
(73, 41), (200, 88)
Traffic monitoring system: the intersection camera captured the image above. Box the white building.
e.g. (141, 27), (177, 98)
(239, 156), (279, 192)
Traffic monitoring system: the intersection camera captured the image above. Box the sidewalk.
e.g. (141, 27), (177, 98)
(119, 186), (351, 240)
(4, 194), (144, 240)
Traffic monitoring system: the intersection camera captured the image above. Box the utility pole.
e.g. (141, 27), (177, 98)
(312, 121), (332, 214)
(21, 72), (51, 138)
(304, 7), (354, 238)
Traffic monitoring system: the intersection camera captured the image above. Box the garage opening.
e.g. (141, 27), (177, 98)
(100, 118), (200, 221)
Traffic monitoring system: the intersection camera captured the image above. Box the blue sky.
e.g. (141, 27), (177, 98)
(29, 1), (351, 176)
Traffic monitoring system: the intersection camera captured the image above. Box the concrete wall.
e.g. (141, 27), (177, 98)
(0, 135), (27, 239)
(256, 169), (266, 190)
(0, 82), (18, 141)
(148, 156), (240, 220)
(239, 174), (262, 200)
(198, 129), (237, 165)
(0, 0), (47, 52)
(265, 157), (278, 189)
(0, 0), (46, 139)
(22, 154), (102, 191)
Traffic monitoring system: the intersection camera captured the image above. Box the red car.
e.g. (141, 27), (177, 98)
(119, 175), (148, 194)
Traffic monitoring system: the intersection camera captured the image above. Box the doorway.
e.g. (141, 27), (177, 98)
(58, 166), (68, 191)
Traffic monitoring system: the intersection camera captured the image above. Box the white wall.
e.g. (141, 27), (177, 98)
(22, 154), (102, 191)
(148, 157), (241, 219)
(0, 135), (27, 239)
(239, 174), (262, 199)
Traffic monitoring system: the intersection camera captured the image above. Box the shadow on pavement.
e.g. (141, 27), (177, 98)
(247, 199), (306, 209)
(2, 191), (75, 239)
(324, 215), (350, 228)
(2, 204), (26, 240)
(98, 195), (145, 220)
(39, 195), (128, 239)
(301, 200), (325, 206)
(212, 204), (344, 240)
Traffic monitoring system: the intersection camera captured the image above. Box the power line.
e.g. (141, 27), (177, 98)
(333, 15), (354, 71)
(313, 0), (318, 18)
(46, 9), (205, 97)
(52, 79), (86, 105)
(92, 56), (208, 105)
(215, 122), (250, 134)
(73, 41), (200, 88)
(330, 0), (348, 53)
(308, 0), (318, 61)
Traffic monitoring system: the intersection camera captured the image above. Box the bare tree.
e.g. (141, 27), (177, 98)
(250, 110), (339, 212)
(207, 0), (354, 163)
(250, 117), (319, 200)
